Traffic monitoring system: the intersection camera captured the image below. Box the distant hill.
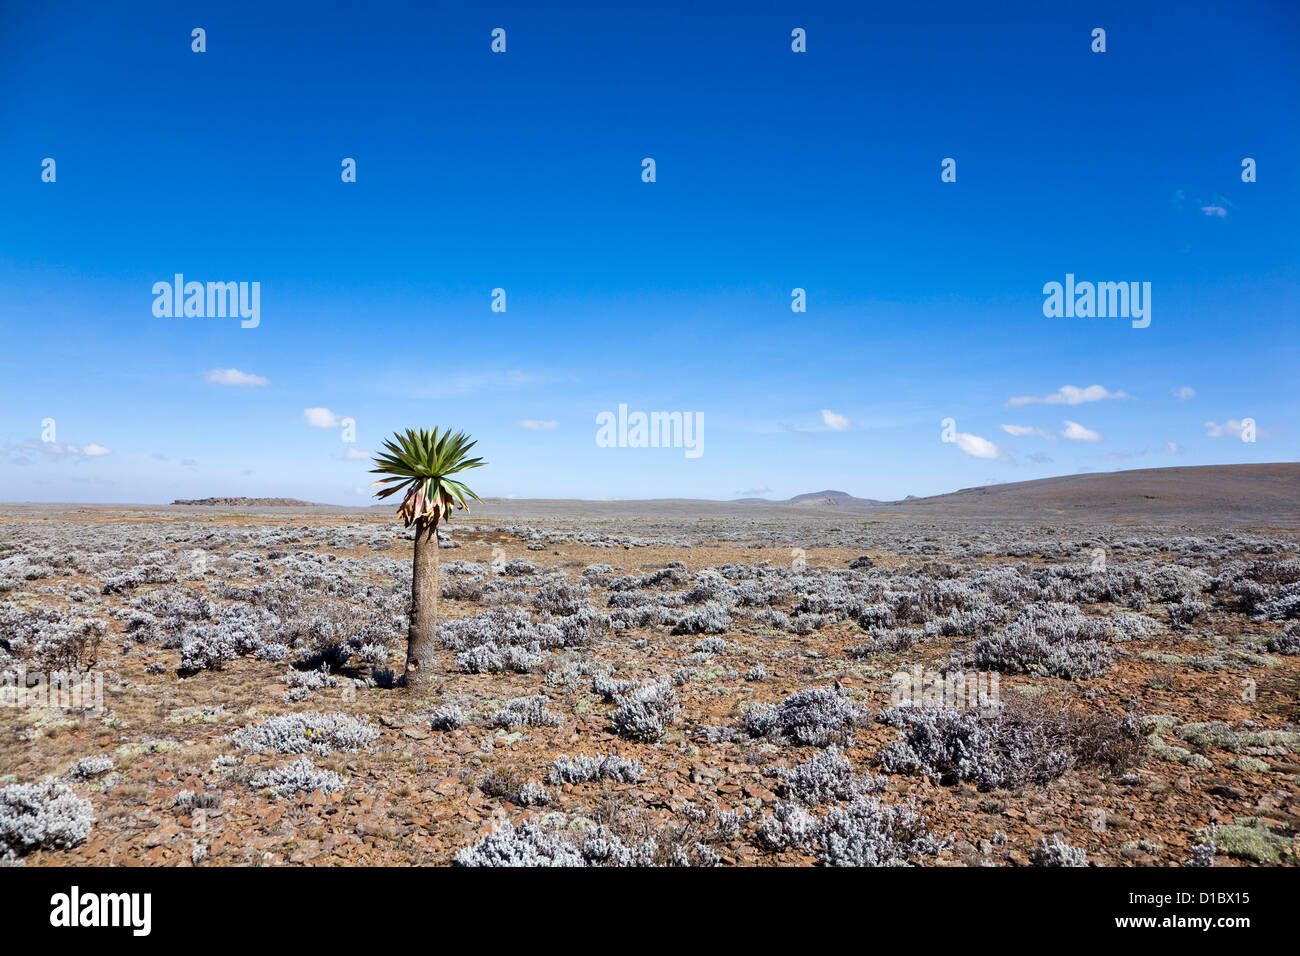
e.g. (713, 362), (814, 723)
(888, 462), (1300, 523)
(729, 463), (1300, 524)
(733, 489), (881, 507)
(172, 497), (314, 507)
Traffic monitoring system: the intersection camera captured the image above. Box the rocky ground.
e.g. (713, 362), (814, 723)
(1, 505), (1297, 867)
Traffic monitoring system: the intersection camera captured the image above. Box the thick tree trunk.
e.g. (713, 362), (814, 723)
(405, 518), (439, 690)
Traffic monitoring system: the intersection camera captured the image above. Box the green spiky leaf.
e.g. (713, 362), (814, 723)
(369, 428), (485, 528)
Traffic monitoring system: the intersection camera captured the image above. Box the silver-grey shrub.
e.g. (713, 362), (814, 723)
(429, 704), (466, 730)
(548, 753), (645, 785)
(231, 712), (379, 755)
(671, 602), (732, 635)
(610, 681), (681, 741)
(1031, 835), (1088, 867)
(772, 747), (885, 805)
(439, 608), (576, 651)
(532, 579), (590, 616)
(1265, 623), (1300, 655)
(492, 695), (563, 730)
(972, 603), (1117, 679)
(1256, 582), (1300, 621)
(877, 706), (1071, 791)
(454, 819), (665, 868)
(0, 778), (94, 861)
(283, 666), (339, 690)
(453, 821), (587, 867)
(876, 700), (1139, 791)
(65, 756), (114, 781)
(743, 687), (867, 747)
(251, 757), (345, 799)
(592, 673), (635, 702)
(757, 801), (813, 850)
(1185, 841), (1216, 867)
(810, 797), (947, 867)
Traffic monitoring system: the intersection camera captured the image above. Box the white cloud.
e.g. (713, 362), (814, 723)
(5, 440), (112, 462)
(737, 484), (772, 496)
(1172, 386), (1195, 401)
(1007, 385), (1129, 407)
(1062, 420), (1103, 441)
(343, 447), (368, 460)
(1204, 419), (1264, 439)
(1201, 205), (1228, 218)
(205, 368), (269, 387)
(1163, 441), (1182, 455)
(820, 409), (852, 431)
(516, 419), (559, 430)
(304, 407), (341, 428)
(1000, 424), (1057, 440)
(954, 432), (1006, 460)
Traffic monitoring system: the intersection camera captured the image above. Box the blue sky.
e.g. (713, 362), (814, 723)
(1, 0), (1296, 504)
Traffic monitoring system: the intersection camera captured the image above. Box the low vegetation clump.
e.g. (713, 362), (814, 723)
(610, 681), (681, 741)
(756, 801), (813, 850)
(532, 580), (590, 616)
(1168, 600), (1208, 628)
(592, 673), (635, 702)
(1255, 582), (1300, 621)
(283, 666), (340, 690)
(759, 796), (947, 866)
(453, 821), (588, 867)
(0, 778), (95, 861)
(1185, 841), (1216, 867)
(877, 700), (1141, 791)
(455, 799), (739, 867)
(770, 747), (885, 805)
(478, 769), (552, 806)
(453, 818), (663, 868)
(492, 695), (564, 730)
(1197, 819), (1294, 864)
(439, 608), (559, 651)
(1175, 722), (1300, 754)
(0, 601), (107, 672)
(1032, 835), (1088, 867)
(65, 756), (114, 781)
(548, 753), (645, 785)
(743, 687), (868, 747)
(456, 641), (546, 674)
(1265, 623), (1300, 655)
(972, 603), (1118, 679)
(811, 797), (948, 867)
(428, 704), (467, 730)
(851, 627), (923, 657)
(671, 602), (733, 635)
(251, 758), (346, 799)
(231, 712), (379, 755)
